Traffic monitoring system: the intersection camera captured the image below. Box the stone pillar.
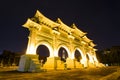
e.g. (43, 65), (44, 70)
(56, 59), (65, 69)
(26, 29), (37, 55)
(42, 57), (60, 70)
(74, 59), (83, 68)
(18, 55), (41, 72)
(66, 58), (75, 69)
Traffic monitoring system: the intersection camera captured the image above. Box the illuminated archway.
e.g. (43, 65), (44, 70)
(19, 10), (100, 71)
(35, 41), (53, 57)
(57, 45), (71, 58)
(86, 53), (94, 64)
(58, 47), (68, 62)
(72, 48), (84, 59)
(36, 45), (50, 65)
(74, 49), (82, 62)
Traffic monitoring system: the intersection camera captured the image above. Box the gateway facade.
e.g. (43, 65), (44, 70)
(18, 10), (99, 71)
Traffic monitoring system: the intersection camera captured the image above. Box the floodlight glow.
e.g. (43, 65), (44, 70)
(93, 55), (99, 63)
(87, 53), (94, 64)
(80, 56), (86, 64)
(26, 44), (36, 55)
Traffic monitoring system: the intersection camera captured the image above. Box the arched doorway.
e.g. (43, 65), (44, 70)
(58, 47), (68, 62)
(36, 45), (50, 66)
(74, 50), (82, 62)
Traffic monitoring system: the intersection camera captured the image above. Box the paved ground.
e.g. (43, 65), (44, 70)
(0, 66), (120, 80)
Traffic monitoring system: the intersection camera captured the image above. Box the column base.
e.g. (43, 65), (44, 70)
(18, 55), (41, 72)
(42, 57), (60, 70)
(74, 59), (83, 68)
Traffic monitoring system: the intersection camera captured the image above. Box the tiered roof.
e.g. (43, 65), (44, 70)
(23, 10), (96, 48)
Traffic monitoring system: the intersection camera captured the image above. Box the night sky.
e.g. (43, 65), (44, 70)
(0, 0), (120, 53)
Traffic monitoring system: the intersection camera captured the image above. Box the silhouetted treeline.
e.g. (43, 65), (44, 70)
(96, 46), (120, 66)
(0, 50), (24, 67)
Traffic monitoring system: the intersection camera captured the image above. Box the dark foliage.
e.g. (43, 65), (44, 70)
(96, 46), (120, 66)
(0, 50), (23, 67)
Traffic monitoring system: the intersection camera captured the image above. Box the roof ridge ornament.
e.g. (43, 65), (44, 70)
(71, 23), (77, 29)
(56, 18), (64, 24)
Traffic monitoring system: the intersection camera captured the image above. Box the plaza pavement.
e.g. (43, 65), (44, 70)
(0, 66), (120, 80)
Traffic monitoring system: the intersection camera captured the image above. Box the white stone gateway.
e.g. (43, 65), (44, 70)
(18, 10), (100, 72)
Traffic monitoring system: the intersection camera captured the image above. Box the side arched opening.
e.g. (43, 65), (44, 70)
(36, 45), (50, 66)
(58, 47), (68, 62)
(74, 50), (82, 62)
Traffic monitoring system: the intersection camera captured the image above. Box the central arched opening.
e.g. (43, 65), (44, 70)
(58, 47), (68, 62)
(36, 45), (50, 66)
(74, 49), (82, 62)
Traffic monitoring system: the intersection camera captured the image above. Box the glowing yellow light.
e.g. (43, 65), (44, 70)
(87, 53), (94, 64)
(80, 56), (86, 64)
(71, 52), (75, 59)
(81, 41), (86, 44)
(68, 35), (75, 40)
(52, 30), (60, 35)
(26, 44), (36, 55)
(54, 49), (58, 57)
(93, 55), (99, 63)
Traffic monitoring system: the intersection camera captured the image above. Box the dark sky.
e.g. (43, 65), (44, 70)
(0, 0), (120, 53)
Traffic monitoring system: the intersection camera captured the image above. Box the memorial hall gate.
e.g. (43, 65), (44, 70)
(18, 10), (99, 71)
